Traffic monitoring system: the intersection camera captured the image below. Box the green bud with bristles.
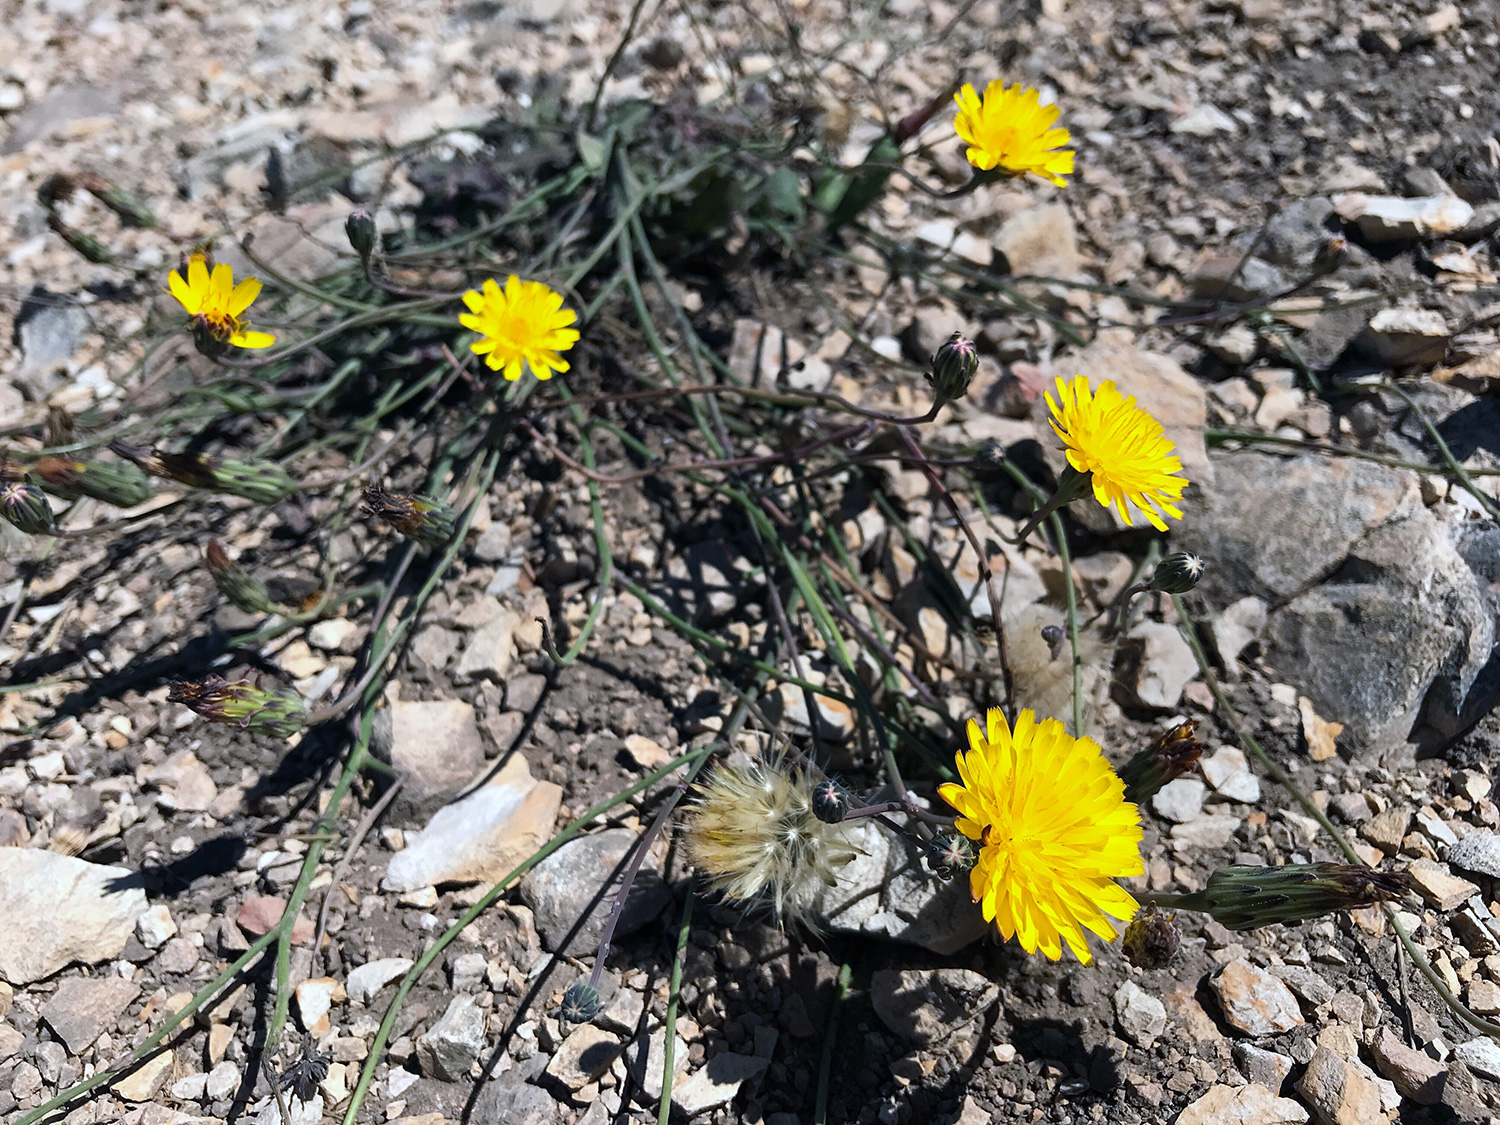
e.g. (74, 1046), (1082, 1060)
(168, 675), (307, 739)
(34, 456), (153, 508)
(346, 210), (377, 264)
(46, 213), (116, 264)
(559, 982), (601, 1024)
(110, 442), (296, 504)
(926, 332), (979, 403)
(0, 478), (57, 536)
(1147, 552), (1205, 595)
(204, 540), (278, 615)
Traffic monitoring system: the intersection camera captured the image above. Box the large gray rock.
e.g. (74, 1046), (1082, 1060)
(0, 850), (148, 984)
(41, 977), (141, 1053)
(1183, 451), (1492, 752)
(870, 968), (998, 1045)
(518, 828), (672, 954)
(371, 698), (485, 821)
(416, 994), (486, 1081)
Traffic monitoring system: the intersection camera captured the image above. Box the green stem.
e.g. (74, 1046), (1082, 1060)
(657, 887), (695, 1125)
(813, 963), (852, 1125)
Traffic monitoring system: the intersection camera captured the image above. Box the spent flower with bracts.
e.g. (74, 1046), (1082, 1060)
(361, 483), (456, 551)
(109, 441), (296, 504)
(1121, 905), (1181, 971)
(1117, 720), (1204, 805)
(0, 477), (57, 536)
(939, 708), (1144, 964)
(168, 675), (307, 739)
(953, 80), (1074, 187)
(32, 456), (153, 508)
(458, 275), (579, 382)
(681, 756), (858, 929)
(166, 251), (274, 356)
(1171, 863), (1415, 932)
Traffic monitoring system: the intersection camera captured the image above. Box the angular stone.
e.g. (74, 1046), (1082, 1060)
(1333, 192), (1475, 243)
(1175, 1083), (1308, 1125)
(373, 698), (485, 821)
(1152, 778), (1206, 823)
(0, 850), (148, 984)
(1358, 308), (1450, 367)
(1406, 859), (1479, 910)
(1170, 814), (1242, 850)
(870, 968), (998, 1045)
(1201, 747), (1261, 803)
(1129, 621), (1198, 710)
(416, 994), (486, 1081)
(1233, 1042), (1294, 1090)
(1447, 831), (1500, 878)
(236, 896), (313, 944)
(295, 977), (341, 1034)
(1453, 1036), (1500, 1080)
(991, 204), (1083, 278)
(671, 1052), (771, 1116)
(1211, 960), (1305, 1036)
(1268, 965), (1335, 1007)
(347, 958), (414, 1006)
(518, 827), (671, 955)
(1359, 808), (1410, 853)
(147, 750), (218, 812)
(136, 904), (178, 949)
(452, 607), (519, 684)
(1295, 1046), (1383, 1125)
(41, 976), (141, 1054)
(545, 1022), (623, 1089)
(115, 1049), (174, 1101)
(1113, 980), (1167, 1047)
(383, 754), (561, 893)
(1371, 1027), (1445, 1104)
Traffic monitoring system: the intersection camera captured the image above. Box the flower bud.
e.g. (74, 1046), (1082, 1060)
(34, 457), (153, 508)
(1122, 905), (1181, 970)
(168, 675), (307, 739)
(346, 210), (377, 264)
(1118, 720), (1203, 804)
(76, 173), (158, 229)
(362, 483), (456, 551)
(559, 981), (601, 1024)
(204, 540), (278, 615)
(810, 778), (850, 824)
(110, 442), (296, 503)
(1147, 552), (1204, 595)
(46, 213), (116, 265)
(927, 832), (976, 877)
(1187, 863), (1414, 932)
(926, 332), (979, 403)
(0, 478), (57, 536)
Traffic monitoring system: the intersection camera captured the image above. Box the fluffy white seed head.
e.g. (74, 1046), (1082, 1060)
(681, 756), (858, 928)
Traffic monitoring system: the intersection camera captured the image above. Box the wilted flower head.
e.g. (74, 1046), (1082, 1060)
(940, 708), (1143, 964)
(1118, 720), (1204, 804)
(953, 80), (1074, 187)
(361, 483), (456, 551)
(1122, 905), (1181, 970)
(1046, 375), (1188, 532)
(168, 675), (306, 739)
(458, 275), (579, 382)
(109, 441), (295, 504)
(167, 252), (274, 351)
(204, 540), (277, 615)
(681, 756), (858, 929)
(1185, 863), (1415, 932)
(33, 456), (153, 508)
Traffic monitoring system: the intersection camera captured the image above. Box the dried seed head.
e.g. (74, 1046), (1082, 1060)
(50, 808), (107, 857)
(168, 675), (307, 740)
(1121, 905), (1181, 970)
(362, 483), (456, 551)
(681, 756), (858, 929)
(1118, 720), (1204, 804)
(0, 478), (57, 536)
(1194, 863), (1415, 931)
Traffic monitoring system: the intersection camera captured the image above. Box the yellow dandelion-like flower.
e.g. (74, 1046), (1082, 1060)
(939, 708), (1143, 964)
(166, 253), (275, 349)
(681, 757), (858, 929)
(458, 275), (579, 382)
(1046, 375), (1188, 532)
(952, 81), (1074, 187)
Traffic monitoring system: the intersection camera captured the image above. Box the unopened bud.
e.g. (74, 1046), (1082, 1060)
(34, 457), (153, 508)
(927, 832), (976, 877)
(346, 210), (377, 264)
(926, 332), (979, 403)
(1188, 863), (1414, 932)
(204, 540), (278, 615)
(0, 478), (57, 536)
(1118, 720), (1203, 804)
(1148, 552), (1204, 595)
(362, 483), (456, 551)
(76, 173), (158, 229)
(168, 675), (307, 739)
(1122, 905), (1181, 970)
(559, 981), (601, 1024)
(46, 213), (116, 264)
(810, 778), (850, 824)
(111, 442), (295, 504)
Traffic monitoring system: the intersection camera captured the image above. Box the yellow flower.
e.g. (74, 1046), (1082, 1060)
(953, 81), (1074, 186)
(166, 253), (274, 349)
(939, 708), (1143, 964)
(458, 275), (579, 382)
(1046, 375), (1188, 531)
